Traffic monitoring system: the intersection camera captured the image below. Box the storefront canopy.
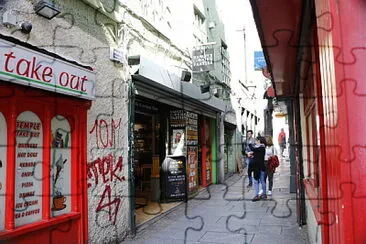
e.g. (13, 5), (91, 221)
(129, 55), (229, 118)
(250, 0), (305, 99)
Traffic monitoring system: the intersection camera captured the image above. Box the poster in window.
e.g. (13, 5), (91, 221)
(0, 112), (7, 230)
(50, 115), (71, 217)
(14, 111), (43, 227)
(171, 129), (185, 156)
(187, 146), (198, 194)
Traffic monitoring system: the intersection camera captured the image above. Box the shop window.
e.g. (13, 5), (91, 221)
(306, 106), (319, 187)
(0, 112), (7, 231)
(14, 111), (43, 227)
(50, 115), (71, 217)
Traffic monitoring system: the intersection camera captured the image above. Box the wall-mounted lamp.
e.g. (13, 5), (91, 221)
(200, 84), (210, 94)
(181, 70), (191, 82)
(34, 0), (61, 19)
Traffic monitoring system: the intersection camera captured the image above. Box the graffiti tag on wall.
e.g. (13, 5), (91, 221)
(87, 153), (126, 225)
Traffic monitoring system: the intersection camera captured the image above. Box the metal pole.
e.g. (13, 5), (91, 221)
(243, 27), (248, 83)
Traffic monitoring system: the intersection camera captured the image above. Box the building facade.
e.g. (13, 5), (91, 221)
(250, 0), (366, 243)
(0, 0), (238, 243)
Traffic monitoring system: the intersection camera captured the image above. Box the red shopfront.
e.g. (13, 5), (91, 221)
(0, 36), (95, 243)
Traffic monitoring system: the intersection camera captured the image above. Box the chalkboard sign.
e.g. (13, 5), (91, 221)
(161, 155), (187, 201)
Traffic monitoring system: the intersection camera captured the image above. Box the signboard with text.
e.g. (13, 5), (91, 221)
(161, 156), (186, 201)
(14, 111), (43, 227)
(192, 47), (214, 72)
(0, 39), (95, 100)
(254, 51), (266, 70)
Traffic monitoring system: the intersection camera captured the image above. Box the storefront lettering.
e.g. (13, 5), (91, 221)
(87, 154), (125, 225)
(21, 182), (33, 188)
(18, 143), (38, 148)
(16, 120), (41, 130)
(14, 111), (42, 227)
(3, 51), (88, 92)
(14, 209), (40, 219)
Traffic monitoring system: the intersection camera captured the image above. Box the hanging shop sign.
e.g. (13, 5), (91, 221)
(14, 111), (43, 227)
(0, 39), (95, 100)
(50, 115), (71, 217)
(0, 112), (7, 231)
(192, 47), (214, 72)
(161, 155), (186, 201)
(254, 51), (266, 70)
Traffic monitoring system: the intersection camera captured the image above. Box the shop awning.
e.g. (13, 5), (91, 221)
(129, 55), (229, 118)
(250, 0), (304, 98)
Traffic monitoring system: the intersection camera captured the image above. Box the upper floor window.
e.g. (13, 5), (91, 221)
(194, 6), (205, 28)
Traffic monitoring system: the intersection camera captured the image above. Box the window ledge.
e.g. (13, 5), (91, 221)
(0, 212), (80, 240)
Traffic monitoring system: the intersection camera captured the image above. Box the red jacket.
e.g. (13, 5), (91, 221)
(278, 132), (286, 144)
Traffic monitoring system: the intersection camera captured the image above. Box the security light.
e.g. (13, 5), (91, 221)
(34, 0), (61, 20)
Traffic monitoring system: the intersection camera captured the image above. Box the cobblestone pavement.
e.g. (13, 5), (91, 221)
(123, 157), (310, 244)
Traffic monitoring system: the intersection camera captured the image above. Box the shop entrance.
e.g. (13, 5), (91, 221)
(134, 113), (157, 207)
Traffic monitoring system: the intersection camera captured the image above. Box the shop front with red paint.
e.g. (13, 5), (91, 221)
(0, 35), (95, 243)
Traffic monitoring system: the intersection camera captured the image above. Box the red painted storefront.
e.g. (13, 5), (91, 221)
(250, 0), (366, 243)
(0, 35), (94, 243)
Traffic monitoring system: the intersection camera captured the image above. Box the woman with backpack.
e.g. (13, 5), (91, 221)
(264, 136), (279, 196)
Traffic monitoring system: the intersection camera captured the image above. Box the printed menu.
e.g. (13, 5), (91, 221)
(14, 111), (43, 227)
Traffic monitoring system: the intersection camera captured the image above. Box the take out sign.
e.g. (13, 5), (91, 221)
(0, 39), (95, 100)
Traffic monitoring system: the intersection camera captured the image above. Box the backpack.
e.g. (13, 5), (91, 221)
(268, 155), (280, 173)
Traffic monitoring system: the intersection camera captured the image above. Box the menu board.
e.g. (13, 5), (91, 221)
(0, 112), (7, 231)
(162, 156), (186, 201)
(50, 115), (71, 217)
(170, 110), (186, 128)
(186, 112), (198, 146)
(14, 111), (43, 227)
(187, 146), (198, 194)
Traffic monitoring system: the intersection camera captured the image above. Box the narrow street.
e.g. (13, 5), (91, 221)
(124, 157), (309, 244)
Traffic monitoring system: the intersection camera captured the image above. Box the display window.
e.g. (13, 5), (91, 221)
(50, 115), (72, 217)
(0, 84), (90, 243)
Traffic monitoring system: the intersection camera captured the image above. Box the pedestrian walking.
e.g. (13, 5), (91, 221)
(244, 130), (256, 187)
(248, 136), (267, 202)
(264, 136), (274, 196)
(278, 128), (286, 157)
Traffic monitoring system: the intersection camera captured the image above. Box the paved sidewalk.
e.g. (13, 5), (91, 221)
(123, 158), (309, 244)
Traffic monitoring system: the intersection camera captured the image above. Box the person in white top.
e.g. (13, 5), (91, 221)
(261, 136), (274, 196)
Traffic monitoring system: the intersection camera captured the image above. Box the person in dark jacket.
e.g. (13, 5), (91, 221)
(244, 130), (256, 187)
(248, 136), (267, 201)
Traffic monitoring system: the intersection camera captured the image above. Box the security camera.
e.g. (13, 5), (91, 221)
(20, 21), (32, 34)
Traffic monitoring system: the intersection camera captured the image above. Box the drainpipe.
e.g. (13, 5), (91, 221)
(128, 81), (136, 234)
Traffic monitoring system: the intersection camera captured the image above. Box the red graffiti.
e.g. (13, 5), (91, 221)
(87, 154), (125, 188)
(96, 185), (121, 225)
(89, 118), (121, 148)
(87, 154), (125, 225)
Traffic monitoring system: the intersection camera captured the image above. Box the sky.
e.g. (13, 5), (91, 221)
(216, 0), (268, 130)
